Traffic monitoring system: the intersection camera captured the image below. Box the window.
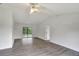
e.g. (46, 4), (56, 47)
(23, 27), (32, 38)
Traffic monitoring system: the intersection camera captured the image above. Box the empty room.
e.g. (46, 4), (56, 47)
(0, 3), (79, 56)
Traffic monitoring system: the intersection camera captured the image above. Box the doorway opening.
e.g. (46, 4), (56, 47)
(22, 27), (32, 44)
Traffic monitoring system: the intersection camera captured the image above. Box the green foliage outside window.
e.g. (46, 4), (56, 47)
(23, 27), (32, 35)
(27, 27), (32, 34)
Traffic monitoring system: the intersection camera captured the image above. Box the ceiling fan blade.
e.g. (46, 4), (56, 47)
(39, 4), (57, 15)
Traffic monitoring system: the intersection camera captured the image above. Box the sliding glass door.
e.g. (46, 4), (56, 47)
(23, 27), (32, 38)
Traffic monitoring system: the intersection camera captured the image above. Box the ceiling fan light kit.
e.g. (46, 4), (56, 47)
(30, 7), (39, 14)
(29, 3), (40, 14)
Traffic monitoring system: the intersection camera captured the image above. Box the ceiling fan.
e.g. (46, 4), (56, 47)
(26, 3), (55, 15)
(26, 3), (46, 14)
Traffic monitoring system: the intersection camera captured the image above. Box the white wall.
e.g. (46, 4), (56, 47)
(36, 14), (79, 52)
(0, 6), (13, 49)
(35, 24), (47, 40)
(13, 23), (38, 39)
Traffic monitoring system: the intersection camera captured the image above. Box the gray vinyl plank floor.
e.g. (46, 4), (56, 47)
(0, 38), (79, 56)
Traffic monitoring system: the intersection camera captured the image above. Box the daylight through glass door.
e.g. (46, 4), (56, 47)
(23, 27), (32, 38)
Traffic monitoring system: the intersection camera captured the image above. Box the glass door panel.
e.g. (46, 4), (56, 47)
(23, 27), (32, 38)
